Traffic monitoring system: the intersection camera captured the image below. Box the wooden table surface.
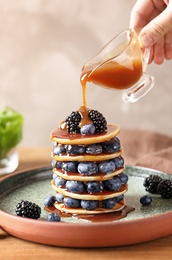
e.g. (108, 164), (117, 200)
(0, 147), (172, 260)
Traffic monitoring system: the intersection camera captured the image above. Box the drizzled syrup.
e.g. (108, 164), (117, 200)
(60, 106), (92, 131)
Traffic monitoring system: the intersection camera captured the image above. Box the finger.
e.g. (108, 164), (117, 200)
(148, 46), (154, 63)
(153, 38), (164, 64)
(130, 0), (155, 28)
(164, 30), (172, 59)
(140, 4), (172, 48)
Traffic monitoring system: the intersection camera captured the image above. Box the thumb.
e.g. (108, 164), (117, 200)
(139, 6), (172, 48)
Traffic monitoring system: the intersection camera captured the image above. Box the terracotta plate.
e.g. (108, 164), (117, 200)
(0, 166), (172, 247)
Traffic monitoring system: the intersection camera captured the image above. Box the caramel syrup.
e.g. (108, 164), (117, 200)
(80, 59), (142, 107)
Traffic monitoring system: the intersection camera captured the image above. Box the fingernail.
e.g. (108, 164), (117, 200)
(140, 34), (154, 48)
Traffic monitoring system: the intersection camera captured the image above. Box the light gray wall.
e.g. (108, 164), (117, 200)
(0, 0), (171, 146)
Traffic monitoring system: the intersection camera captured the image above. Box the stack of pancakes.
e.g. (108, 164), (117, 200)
(50, 123), (128, 215)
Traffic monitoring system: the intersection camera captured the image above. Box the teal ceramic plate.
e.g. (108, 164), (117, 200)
(0, 166), (172, 247)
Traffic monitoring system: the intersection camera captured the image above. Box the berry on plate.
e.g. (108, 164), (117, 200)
(47, 213), (61, 222)
(16, 200), (41, 219)
(140, 195), (152, 206)
(44, 195), (56, 206)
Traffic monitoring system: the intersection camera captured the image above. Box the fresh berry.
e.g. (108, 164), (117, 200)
(16, 200), (41, 219)
(66, 145), (85, 155)
(86, 181), (103, 193)
(51, 159), (56, 168)
(56, 193), (64, 203)
(86, 144), (102, 155)
(80, 123), (96, 135)
(52, 160), (62, 169)
(118, 173), (128, 184)
(53, 144), (66, 155)
(56, 161), (63, 168)
(114, 136), (120, 143)
(52, 142), (57, 148)
(62, 161), (78, 172)
(115, 194), (124, 202)
(44, 195), (56, 206)
(98, 161), (116, 174)
(78, 162), (98, 175)
(47, 213), (61, 222)
(103, 177), (122, 191)
(52, 173), (57, 181)
(112, 156), (124, 168)
(65, 111), (81, 134)
(102, 198), (116, 209)
(66, 180), (85, 193)
(143, 175), (162, 193)
(140, 195), (152, 206)
(157, 179), (172, 198)
(54, 176), (66, 187)
(88, 110), (107, 133)
(81, 200), (98, 210)
(101, 138), (120, 153)
(64, 197), (80, 208)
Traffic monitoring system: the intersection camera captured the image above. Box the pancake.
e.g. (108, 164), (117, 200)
(49, 107), (128, 215)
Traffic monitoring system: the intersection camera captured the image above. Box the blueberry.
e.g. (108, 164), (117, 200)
(86, 181), (103, 193)
(44, 195), (56, 206)
(62, 162), (78, 172)
(114, 136), (120, 143)
(54, 176), (66, 187)
(78, 162), (98, 175)
(52, 173), (57, 181)
(67, 145), (85, 155)
(80, 124), (96, 135)
(102, 198), (116, 209)
(56, 161), (63, 169)
(81, 200), (98, 210)
(51, 159), (57, 168)
(56, 193), (64, 203)
(118, 173), (128, 184)
(103, 177), (122, 191)
(115, 194), (124, 202)
(112, 156), (124, 168)
(64, 197), (80, 208)
(52, 142), (57, 148)
(140, 195), (152, 206)
(47, 213), (61, 222)
(86, 144), (102, 155)
(52, 160), (63, 169)
(66, 180), (85, 193)
(53, 144), (66, 155)
(98, 161), (116, 174)
(101, 138), (120, 153)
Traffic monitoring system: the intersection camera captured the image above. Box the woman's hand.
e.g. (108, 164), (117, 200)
(130, 0), (172, 64)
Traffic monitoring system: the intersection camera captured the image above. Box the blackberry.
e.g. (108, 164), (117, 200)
(88, 110), (107, 133)
(15, 200), (41, 219)
(143, 175), (162, 193)
(65, 111), (81, 134)
(157, 180), (172, 199)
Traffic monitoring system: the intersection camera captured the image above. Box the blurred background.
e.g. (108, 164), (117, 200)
(0, 0), (171, 147)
